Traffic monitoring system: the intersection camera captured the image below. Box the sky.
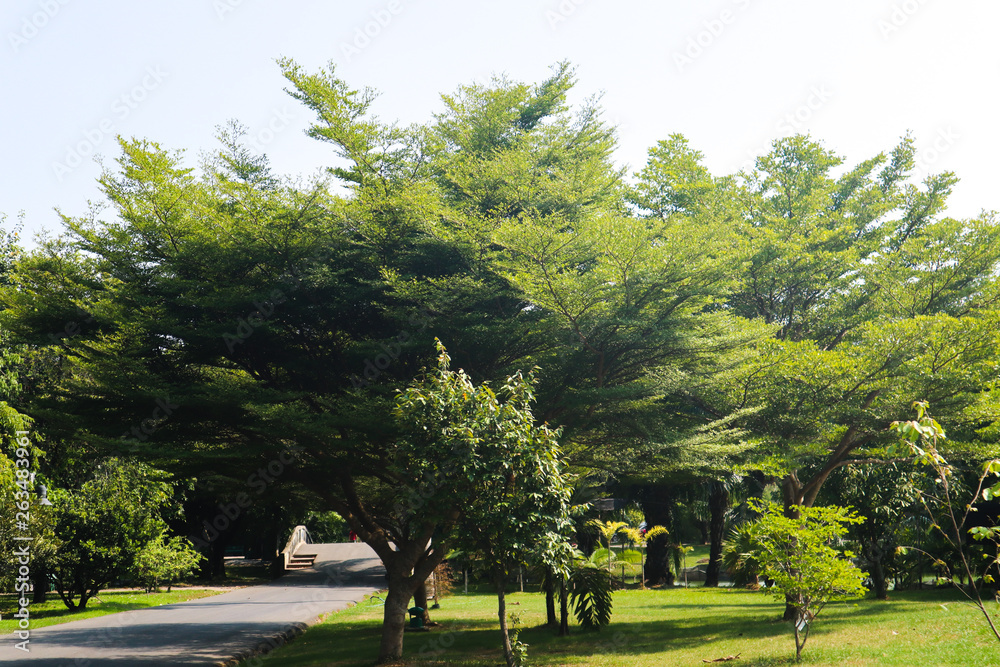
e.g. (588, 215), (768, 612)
(2, 0), (998, 245)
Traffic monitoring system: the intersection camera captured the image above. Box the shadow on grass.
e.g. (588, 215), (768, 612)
(270, 608), (794, 666)
(256, 588), (987, 666)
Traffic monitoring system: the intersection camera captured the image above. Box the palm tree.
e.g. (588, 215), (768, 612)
(590, 520), (628, 584)
(620, 524), (669, 588)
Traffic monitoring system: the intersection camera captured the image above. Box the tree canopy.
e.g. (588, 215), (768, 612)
(4, 61), (1000, 662)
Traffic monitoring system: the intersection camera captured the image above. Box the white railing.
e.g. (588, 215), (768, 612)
(281, 525), (312, 570)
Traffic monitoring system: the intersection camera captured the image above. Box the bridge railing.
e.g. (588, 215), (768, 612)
(280, 525), (312, 570)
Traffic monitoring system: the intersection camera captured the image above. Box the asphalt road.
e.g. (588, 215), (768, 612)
(1, 543), (385, 666)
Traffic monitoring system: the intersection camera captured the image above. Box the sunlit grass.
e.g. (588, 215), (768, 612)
(245, 587), (1000, 666)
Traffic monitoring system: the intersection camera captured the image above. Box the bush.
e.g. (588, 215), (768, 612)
(722, 522), (764, 588)
(50, 458), (177, 610)
(133, 532), (203, 592)
(570, 562), (613, 630)
(302, 510), (347, 543)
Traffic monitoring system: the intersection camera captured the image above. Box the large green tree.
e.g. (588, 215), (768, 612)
(631, 134), (1000, 510)
(624, 132), (1000, 592)
(0, 62), (627, 663)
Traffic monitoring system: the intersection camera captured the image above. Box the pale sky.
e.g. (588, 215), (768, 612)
(2, 0), (998, 244)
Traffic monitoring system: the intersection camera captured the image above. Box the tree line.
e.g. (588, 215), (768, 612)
(2, 61), (1000, 663)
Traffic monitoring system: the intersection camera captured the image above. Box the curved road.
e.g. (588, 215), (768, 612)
(1, 543), (384, 666)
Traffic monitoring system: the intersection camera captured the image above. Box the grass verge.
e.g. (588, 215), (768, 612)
(0, 588), (226, 633)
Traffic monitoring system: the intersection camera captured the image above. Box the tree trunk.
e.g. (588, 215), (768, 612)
(781, 474), (803, 620)
(704, 480), (729, 588)
(413, 580), (432, 624)
(783, 593), (797, 621)
(208, 543), (227, 581)
(378, 575), (412, 664)
(869, 552), (888, 600)
(794, 619), (803, 662)
(544, 570), (557, 627)
(558, 574), (570, 636)
(498, 581), (515, 667)
(32, 568), (48, 604)
(326, 476), (453, 664)
(641, 489), (674, 586)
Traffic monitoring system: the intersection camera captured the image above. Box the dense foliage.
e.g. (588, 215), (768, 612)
(3, 62), (1000, 661)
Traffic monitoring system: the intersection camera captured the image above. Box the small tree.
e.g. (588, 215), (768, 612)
(748, 500), (868, 662)
(51, 458), (175, 610)
(395, 341), (575, 667)
(722, 523), (764, 588)
(569, 557), (613, 630)
(890, 401), (1000, 642)
(590, 520), (627, 584)
(133, 532), (203, 592)
(620, 523), (668, 589)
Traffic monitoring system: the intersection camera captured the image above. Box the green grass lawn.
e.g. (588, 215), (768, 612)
(687, 543), (711, 564)
(243, 587), (1000, 666)
(0, 588), (226, 633)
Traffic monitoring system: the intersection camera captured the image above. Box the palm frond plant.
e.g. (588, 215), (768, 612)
(569, 559), (614, 630)
(589, 520), (628, 585)
(620, 525), (668, 588)
(722, 522), (764, 588)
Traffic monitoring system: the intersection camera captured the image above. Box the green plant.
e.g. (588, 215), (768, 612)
(891, 401), (1000, 643)
(132, 532), (203, 593)
(748, 500), (868, 662)
(396, 341), (575, 667)
(668, 542), (694, 583)
(722, 522), (764, 588)
(50, 458), (178, 610)
(302, 510), (347, 543)
(620, 521), (668, 588)
(590, 520), (627, 583)
(508, 612), (528, 666)
(569, 559), (613, 630)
